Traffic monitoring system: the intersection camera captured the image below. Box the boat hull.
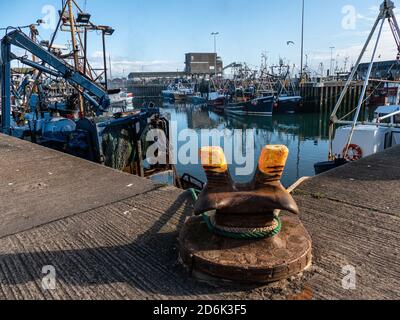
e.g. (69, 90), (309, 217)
(208, 97), (226, 107)
(191, 96), (207, 105)
(173, 93), (187, 101)
(162, 91), (189, 102)
(212, 103), (227, 114)
(314, 158), (348, 175)
(275, 96), (302, 114)
(225, 96), (274, 117)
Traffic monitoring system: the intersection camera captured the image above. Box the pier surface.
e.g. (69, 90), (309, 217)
(0, 133), (399, 300)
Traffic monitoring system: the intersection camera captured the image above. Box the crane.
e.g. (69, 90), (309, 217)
(0, 29), (170, 178)
(1, 29), (110, 133)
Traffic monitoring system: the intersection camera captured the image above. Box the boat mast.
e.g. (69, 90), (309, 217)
(343, 18), (385, 157)
(67, 0), (85, 115)
(300, 0), (305, 82)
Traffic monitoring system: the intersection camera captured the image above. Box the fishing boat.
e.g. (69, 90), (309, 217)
(222, 76), (275, 116)
(275, 95), (303, 114)
(109, 89), (134, 113)
(0, 2), (175, 184)
(162, 78), (194, 102)
(315, 105), (400, 174)
(162, 87), (190, 101)
(314, 0), (400, 175)
(191, 94), (207, 105)
(269, 62), (303, 114)
(332, 105), (400, 158)
(314, 158), (348, 175)
(365, 80), (400, 108)
(224, 96), (275, 116)
(207, 91), (226, 108)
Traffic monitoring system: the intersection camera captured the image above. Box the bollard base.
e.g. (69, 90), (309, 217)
(179, 215), (312, 284)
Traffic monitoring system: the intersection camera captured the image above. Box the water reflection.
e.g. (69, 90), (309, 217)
(161, 102), (330, 187)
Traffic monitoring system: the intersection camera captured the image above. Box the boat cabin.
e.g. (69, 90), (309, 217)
(374, 105), (400, 124)
(332, 105), (400, 160)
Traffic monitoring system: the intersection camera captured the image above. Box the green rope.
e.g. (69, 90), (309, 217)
(189, 189), (281, 240)
(202, 213), (282, 240)
(188, 188), (201, 201)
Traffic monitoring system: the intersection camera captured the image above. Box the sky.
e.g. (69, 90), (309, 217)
(0, 0), (399, 77)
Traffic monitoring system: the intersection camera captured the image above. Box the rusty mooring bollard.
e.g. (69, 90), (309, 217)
(179, 145), (312, 284)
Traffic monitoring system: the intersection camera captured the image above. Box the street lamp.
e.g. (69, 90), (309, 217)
(99, 26), (115, 90)
(77, 12), (91, 24)
(211, 32), (219, 77)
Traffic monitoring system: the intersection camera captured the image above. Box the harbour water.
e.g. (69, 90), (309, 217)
(161, 102), (331, 188)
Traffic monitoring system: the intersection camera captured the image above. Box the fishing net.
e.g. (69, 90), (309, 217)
(102, 125), (136, 171)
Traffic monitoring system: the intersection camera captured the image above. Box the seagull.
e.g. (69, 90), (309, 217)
(287, 41), (295, 46)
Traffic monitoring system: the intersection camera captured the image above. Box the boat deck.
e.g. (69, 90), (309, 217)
(0, 133), (399, 300)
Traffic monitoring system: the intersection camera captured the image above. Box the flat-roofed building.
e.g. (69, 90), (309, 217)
(185, 53), (223, 75)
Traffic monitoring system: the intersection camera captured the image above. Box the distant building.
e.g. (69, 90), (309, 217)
(185, 53), (223, 75)
(126, 53), (223, 81)
(356, 60), (400, 80)
(128, 71), (186, 81)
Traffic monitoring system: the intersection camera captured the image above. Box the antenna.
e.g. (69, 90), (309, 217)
(300, 0), (305, 80)
(344, 56), (350, 72)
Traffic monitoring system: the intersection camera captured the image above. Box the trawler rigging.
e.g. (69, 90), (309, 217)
(0, 0), (171, 179)
(315, 0), (400, 174)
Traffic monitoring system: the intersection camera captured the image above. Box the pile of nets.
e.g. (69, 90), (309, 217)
(102, 125), (136, 171)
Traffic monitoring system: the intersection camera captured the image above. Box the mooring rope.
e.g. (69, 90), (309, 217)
(187, 177), (310, 240)
(187, 189), (281, 239)
(202, 212), (282, 240)
(188, 188), (200, 201)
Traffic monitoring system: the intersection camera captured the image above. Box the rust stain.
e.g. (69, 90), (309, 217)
(288, 286), (314, 300)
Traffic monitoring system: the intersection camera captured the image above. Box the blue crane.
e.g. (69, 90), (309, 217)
(1, 29), (110, 133)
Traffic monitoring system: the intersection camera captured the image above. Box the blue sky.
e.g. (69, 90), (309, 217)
(0, 0), (398, 76)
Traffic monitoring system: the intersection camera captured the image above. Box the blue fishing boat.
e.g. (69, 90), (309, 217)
(275, 95), (303, 114)
(191, 94), (207, 105)
(224, 96), (275, 117)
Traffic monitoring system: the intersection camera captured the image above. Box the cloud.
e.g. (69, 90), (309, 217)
(356, 13), (375, 23)
(307, 5), (399, 72)
(110, 59), (185, 76)
(88, 52), (184, 77)
(90, 51), (105, 59)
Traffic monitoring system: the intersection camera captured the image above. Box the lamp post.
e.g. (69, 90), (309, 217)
(211, 32), (219, 77)
(101, 26), (115, 91)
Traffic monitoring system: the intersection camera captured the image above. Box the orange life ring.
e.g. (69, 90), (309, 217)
(343, 144), (363, 162)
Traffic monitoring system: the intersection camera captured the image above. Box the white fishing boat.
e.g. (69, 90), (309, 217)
(109, 90), (134, 112)
(162, 79), (194, 101)
(315, 0), (400, 174)
(332, 105), (400, 161)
